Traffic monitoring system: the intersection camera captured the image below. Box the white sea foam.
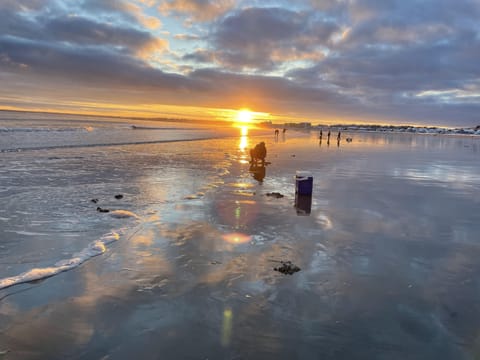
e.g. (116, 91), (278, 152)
(4, 230), (49, 236)
(0, 127), (81, 133)
(109, 210), (140, 219)
(184, 192), (205, 200)
(0, 231), (121, 290)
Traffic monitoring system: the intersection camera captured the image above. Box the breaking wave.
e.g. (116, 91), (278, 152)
(0, 231), (122, 290)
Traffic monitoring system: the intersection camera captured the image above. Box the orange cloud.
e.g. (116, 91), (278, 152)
(125, 1), (162, 29)
(158, 0), (234, 22)
(136, 37), (169, 59)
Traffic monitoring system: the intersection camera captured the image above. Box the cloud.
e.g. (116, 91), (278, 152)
(0, 32), (348, 116)
(280, 0), (480, 123)
(123, 2), (162, 30)
(42, 16), (167, 56)
(0, 0), (47, 11)
(158, 0), (235, 22)
(135, 0), (157, 6)
(0, 38), (191, 89)
(82, 0), (162, 29)
(174, 33), (202, 41)
(0, 2), (168, 61)
(182, 49), (215, 63)
(0, 9), (42, 40)
(1, 33), (479, 126)
(208, 7), (338, 70)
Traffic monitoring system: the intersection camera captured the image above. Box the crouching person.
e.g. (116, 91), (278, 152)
(250, 141), (267, 165)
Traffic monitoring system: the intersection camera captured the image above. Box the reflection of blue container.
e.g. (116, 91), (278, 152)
(295, 194), (312, 215)
(295, 171), (313, 195)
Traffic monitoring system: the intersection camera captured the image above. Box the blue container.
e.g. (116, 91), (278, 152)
(295, 171), (313, 195)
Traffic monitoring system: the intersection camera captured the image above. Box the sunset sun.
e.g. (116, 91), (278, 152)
(237, 109), (253, 123)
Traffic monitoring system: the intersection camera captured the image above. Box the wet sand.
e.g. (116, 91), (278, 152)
(1, 131), (480, 359)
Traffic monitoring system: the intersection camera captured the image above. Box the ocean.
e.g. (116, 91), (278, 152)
(0, 111), (254, 288)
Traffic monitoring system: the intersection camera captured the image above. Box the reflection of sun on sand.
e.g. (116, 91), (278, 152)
(222, 232), (251, 244)
(234, 109), (254, 155)
(238, 126), (249, 151)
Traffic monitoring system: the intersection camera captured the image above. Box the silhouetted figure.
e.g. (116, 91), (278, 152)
(337, 131), (341, 141)
(319, 129), (323, 139)
(249, 163), (266, 183)
(327, 130), (331, 141)
(283, 128), (287, 134)
(274, 129), (279, 137)
(250, 141), (267, 165)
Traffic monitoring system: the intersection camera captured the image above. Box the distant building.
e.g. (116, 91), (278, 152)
(284, 122), (311, 128)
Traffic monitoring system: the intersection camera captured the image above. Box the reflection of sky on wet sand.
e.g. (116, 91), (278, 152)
(395, 163), (480, 189)
(1, 132), (480, 359)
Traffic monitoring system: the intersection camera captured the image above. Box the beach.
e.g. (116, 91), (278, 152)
(1, 118), (480, 359)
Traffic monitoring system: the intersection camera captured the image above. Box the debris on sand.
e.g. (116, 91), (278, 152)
(96, 207), (110, 213)
(266, 192), (284, 198)
(274, 261), (301, 275)
(114, 194), (124, 199)
(91, 198), (99, 203)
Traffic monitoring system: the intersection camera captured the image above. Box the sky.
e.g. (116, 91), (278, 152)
(0, 0), (479, 126)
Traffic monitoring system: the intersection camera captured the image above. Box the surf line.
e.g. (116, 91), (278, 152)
(0, 231), (122, 290)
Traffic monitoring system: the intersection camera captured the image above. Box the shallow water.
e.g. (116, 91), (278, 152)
(0, 113), (236, 152)
(1, 127), (480, 360)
